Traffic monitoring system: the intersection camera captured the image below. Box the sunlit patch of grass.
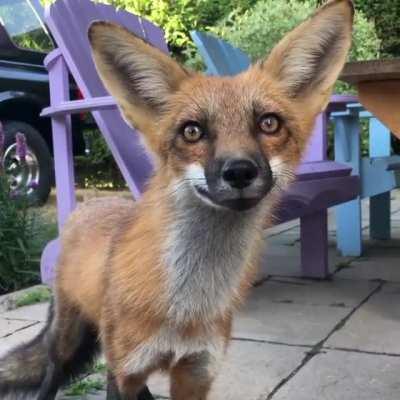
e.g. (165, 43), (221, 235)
(64, 377), (105, 396)
(15, 286), (51, 308)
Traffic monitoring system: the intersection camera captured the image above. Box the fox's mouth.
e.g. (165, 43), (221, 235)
(194, 185), (263, 212)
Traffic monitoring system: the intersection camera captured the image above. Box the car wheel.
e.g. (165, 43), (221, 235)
(2, 121), (52, 205)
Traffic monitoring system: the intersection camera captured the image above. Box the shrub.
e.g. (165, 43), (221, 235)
(353, 0), (400, 58)
(74, 128), (126, 189)
(0, 126), (56, 294)
(214, 0), (380, 65)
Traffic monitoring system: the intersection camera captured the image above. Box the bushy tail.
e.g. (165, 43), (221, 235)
(0, 299), (101, 399)
(0, 324), (49, 398)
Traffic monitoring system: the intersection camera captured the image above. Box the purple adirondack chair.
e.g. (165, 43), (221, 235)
(40, 0), (359, 283)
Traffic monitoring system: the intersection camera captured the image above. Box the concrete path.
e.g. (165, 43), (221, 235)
(1, 190), (399, 400)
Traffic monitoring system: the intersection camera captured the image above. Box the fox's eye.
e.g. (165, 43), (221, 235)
(259, 114), (281, 135)
(182, 123), (204, 143)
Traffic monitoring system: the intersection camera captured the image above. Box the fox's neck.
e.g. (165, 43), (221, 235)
(157, 182), (266, 325)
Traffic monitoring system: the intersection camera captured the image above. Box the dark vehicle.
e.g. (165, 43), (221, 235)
(0, 0), (85, 204)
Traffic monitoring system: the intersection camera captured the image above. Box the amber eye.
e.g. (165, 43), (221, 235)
(259, 113), (281, 135)
(182, 123), (204, 143)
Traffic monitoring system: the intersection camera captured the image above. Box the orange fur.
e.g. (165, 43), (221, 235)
(52, 1), (354, 398)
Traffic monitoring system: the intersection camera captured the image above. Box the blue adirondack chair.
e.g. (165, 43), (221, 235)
(191, 31), (361, 275)
(333, 105), (400, 256)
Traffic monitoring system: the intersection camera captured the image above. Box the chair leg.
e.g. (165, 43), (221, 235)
(336, 198), (362, 257)
(300, 210), (328, 279)
(370, 191), (391, 240)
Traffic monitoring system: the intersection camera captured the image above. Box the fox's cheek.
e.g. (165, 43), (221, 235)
(185, 163), (206, 182)
(171, 136), (209, 163)
(269, 156), (295, 190)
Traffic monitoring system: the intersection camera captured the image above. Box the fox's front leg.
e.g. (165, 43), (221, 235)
(106, 372), (154, 400)
(170, 351), (220, 400)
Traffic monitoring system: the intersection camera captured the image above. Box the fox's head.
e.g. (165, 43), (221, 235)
(89, 0), (353, 212)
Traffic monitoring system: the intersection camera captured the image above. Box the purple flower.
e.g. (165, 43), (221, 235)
(15, 132), (27, 163)
(28, 181), (39, 189)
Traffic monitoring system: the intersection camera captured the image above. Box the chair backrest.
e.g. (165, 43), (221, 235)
(45, 0), (169, 196)
(191, 31), (250, 76)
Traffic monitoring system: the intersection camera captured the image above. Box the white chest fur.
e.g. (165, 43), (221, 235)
(124, 325), (224, 375)
(163, 186), (262, 325)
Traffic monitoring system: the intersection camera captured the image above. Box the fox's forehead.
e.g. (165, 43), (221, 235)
(170, 73), (288, 125)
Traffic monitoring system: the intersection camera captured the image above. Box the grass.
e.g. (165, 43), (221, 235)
(15, 286), (52, 308)
(64, 377), (105, 396)
(92, 361), (107, 374)
(63, 360), (107, 397)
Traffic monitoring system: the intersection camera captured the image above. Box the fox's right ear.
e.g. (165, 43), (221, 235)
(88, 22), (190, 148)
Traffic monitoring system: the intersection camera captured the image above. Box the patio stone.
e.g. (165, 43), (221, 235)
(0, 317), (36, 338)
(272, 350), (400, 400)
(0, 322), (44, 357)
(148, 340), (306, 400)
(1, 302), (49, 322)
(232, 279), (377, 346)
(335, 247), (400, 282)
(257, 241), (351, 279)
(264, 219), (300, 237)
(326, 283), (400, 354)
(262, 278), (379, 308)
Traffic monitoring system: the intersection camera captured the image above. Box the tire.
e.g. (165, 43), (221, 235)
(2, 121), (52, 205)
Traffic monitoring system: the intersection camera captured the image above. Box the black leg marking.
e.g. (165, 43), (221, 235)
(137, 385), (155, 400)
(36, 360), (60, 400)
(106, 372), (155, 400)
(107, 372), (122, 400)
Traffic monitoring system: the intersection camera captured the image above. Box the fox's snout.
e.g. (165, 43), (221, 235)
(221, 159), (260, 189)
(196, 155), (273, 211)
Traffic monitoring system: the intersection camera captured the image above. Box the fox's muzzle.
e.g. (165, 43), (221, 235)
(199, 155), (273, 211)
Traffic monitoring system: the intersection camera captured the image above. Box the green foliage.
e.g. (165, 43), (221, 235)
(213, 0), (380, 64)
(75, 128), (126, 190)
(353, 0), (400, 58)
(64, 377), (104, 396)
(13, 30), (54, 53)
(99, 0), (256, 56)
(0, 175), (56, 294)
(15, 286), (52, 308)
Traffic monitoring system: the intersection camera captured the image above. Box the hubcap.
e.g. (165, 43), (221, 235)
(2, 143), (40, 195)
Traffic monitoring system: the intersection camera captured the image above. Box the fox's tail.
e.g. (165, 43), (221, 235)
(0, 299), (100, 399)
(0, 303), (53, 398)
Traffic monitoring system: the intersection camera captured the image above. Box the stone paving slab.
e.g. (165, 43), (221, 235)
(335, 247), (400, 282)
(326, 283), (400, 354)
(1, 302), (49, 322)
(272, 350), (400, 400)
(232, 279), (378, 346)
(261, 278), (379, 308)
(0, 317), (36, 338)
(0, 322), (44, 357)
(147, 340), (307, 400)
(257, 241), (351, 279)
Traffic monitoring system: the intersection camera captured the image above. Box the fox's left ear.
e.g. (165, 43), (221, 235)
(261, 0), (354, 112)
(88, 21), (190, 151)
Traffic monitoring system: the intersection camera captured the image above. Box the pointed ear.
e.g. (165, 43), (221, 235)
(88, 21), (190, 135)
(261, 0), (354, 112)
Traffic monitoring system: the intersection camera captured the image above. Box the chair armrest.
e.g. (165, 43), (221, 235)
(44, 48), (63, 70)
(41, 96), (117, 117)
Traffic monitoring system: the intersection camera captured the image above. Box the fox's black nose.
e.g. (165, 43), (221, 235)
(222, 159), (259, 189)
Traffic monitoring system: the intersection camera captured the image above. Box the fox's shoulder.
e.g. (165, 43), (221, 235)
(62, 196), (137, 240)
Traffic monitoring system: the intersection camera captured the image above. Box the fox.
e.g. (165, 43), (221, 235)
(0, 1), (354, 399)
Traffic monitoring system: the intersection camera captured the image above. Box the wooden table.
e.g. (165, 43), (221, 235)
(340, 59), (400, 138)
